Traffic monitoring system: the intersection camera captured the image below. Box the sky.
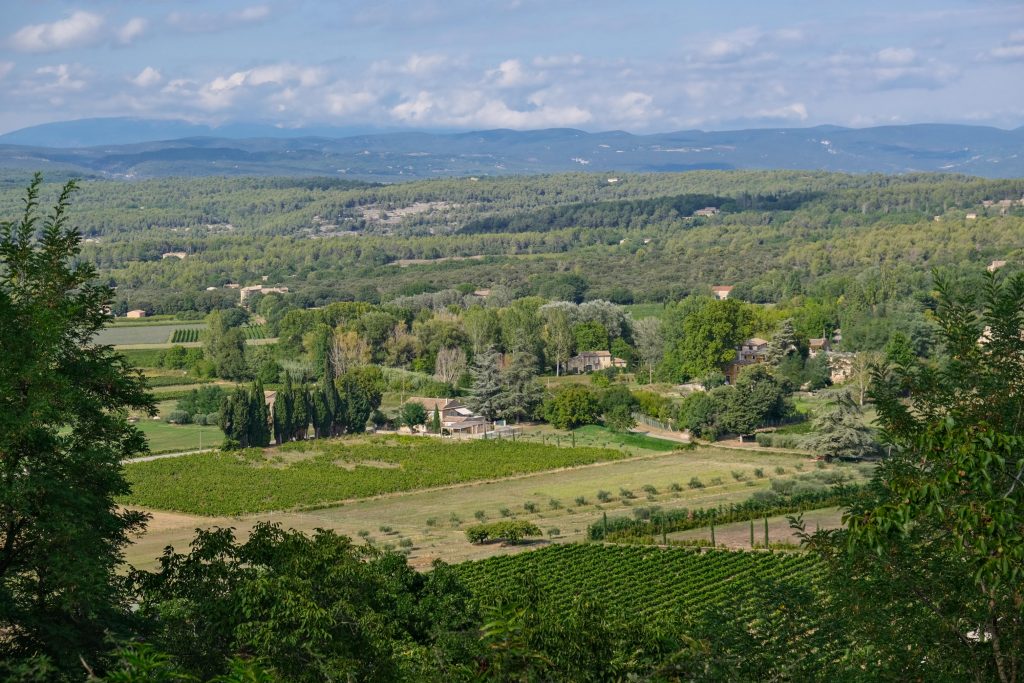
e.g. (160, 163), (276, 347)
(1, 0), (1023, 135)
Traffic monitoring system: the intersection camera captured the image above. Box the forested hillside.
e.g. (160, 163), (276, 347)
(2, 170), (1019, 315)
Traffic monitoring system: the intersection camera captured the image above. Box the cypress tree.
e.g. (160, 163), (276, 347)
(431, 405), (441, 434)
(250, 380), (271, 447)
(280, 372), (295, 442)
(291, 383), (309, 441)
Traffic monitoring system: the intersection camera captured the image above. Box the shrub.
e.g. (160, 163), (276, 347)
(619, 487), (635, 499)
(775, 466), (786, 475)
(688, 477), (704, 489)
(448, 512), (462, 527)
(753, 467), (765, 478)
(669, 482), (682, 492)
(548, 498), (562, 510)
(192, 414), (207, 426)
(596, 490), (612, 502)
(770, 479), (796, 495)
(546, 527), (560, 538)
(499, 507), (512, 517)
(425, 517), (438, 527)
(166, 410), (191, 424)
(465, 520), (543, 544)
(398, 538), (414, 548)
(710, 477), (724, 486)
(523, 502), (539, 513)
(474, 510), (487, 521)
(574, 496), (587, 506)
(357, 530), (370, 538)
(641, 484), (658, 495)
(379, 525), (393, 533)
(731, 470), (746, 481)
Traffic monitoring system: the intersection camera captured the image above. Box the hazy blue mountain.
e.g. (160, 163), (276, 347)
(0, 119), (1021, 179)
(0, 117), (406, 148)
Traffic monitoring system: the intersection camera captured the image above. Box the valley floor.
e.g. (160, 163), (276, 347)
(124, 444), (860, 571)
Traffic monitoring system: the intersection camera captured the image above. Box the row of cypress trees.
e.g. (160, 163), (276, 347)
(218, 349), (382, 447)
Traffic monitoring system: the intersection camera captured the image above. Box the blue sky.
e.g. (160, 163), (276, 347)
(1, 1), (1022, 135)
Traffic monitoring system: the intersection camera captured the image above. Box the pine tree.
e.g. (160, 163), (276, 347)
(808, 389), (878, 461)
(765, 318), (798, 365)
(499, 352), (544, 423)
(468, 346), (504, 421)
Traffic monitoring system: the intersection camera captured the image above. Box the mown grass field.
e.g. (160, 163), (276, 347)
(95, 322), (206, 346)
(134, 419), (222, 454)
(122, 436), (634, 515)
(514, 424), (683, 452)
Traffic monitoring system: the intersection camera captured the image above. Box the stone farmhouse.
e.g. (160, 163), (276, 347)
(566, 350), (628, 374)
(725, 337), (769, 383)
(404, 397), (490, 437)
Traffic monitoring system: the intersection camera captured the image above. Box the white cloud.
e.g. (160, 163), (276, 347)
(753, 102), (808, 121)
(488, 59), (532, 87)
(876, 47), (916, 66)
(702, 28), (763, 62)
(118, 18), (148, 46)
(0, 62), (13, 81)
(604, 91), (660, 125)
(390, 89), (591, 129)
(197, 64), (325, 110)
(987, 31), (1024, 62)
(34, 64), (87, 91)
(10, 11), (103, 53)
(131, 66), (162, 88)
(168, 5), (272, 33)
(326, 91), (377, 116)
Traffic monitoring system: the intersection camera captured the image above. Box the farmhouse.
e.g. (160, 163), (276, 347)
(125, 309), (147, 319)
(711, 285), (733, 300)
(725, 337), (769, 383)
(240, 284), (290, 305)
(988, 260), (1007, 272)
(403, 397), (490, 436)
(694, 207), (720, 217)
(161, 251), (187, 260)
(808, 338), (830, 357)
(566, 350), (627, 374)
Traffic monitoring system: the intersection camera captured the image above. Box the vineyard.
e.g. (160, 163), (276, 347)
(242, 324), (268, 340)
(170, 327), (201, 343)
(455, 544), (822, 622)
(122, 435), (631, 515)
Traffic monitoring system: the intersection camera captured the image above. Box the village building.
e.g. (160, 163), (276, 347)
(125, 309), (147, 319)
(566, 350), (628, 374)
(988, 260), (1007, 272)
(725, 337), (769, 383)
(403, 397), (490, 437)
(240, 284), (290, 305)
(161, 251), (187, 260)
(711, 285), (733, 300)
(694, 207), (720, 217)
(808, 338), (830, 357)
(966, 213), (978, 220)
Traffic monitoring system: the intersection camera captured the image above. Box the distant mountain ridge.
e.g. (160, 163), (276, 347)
(1, 118), (1022, 179)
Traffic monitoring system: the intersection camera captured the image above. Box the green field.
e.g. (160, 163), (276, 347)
(515, 424), (683, 452)
(96, 322), (205, 346)
(455, 543), (820, 621)
(134, 419), (222, 454)
(123, 436), (631, 515)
